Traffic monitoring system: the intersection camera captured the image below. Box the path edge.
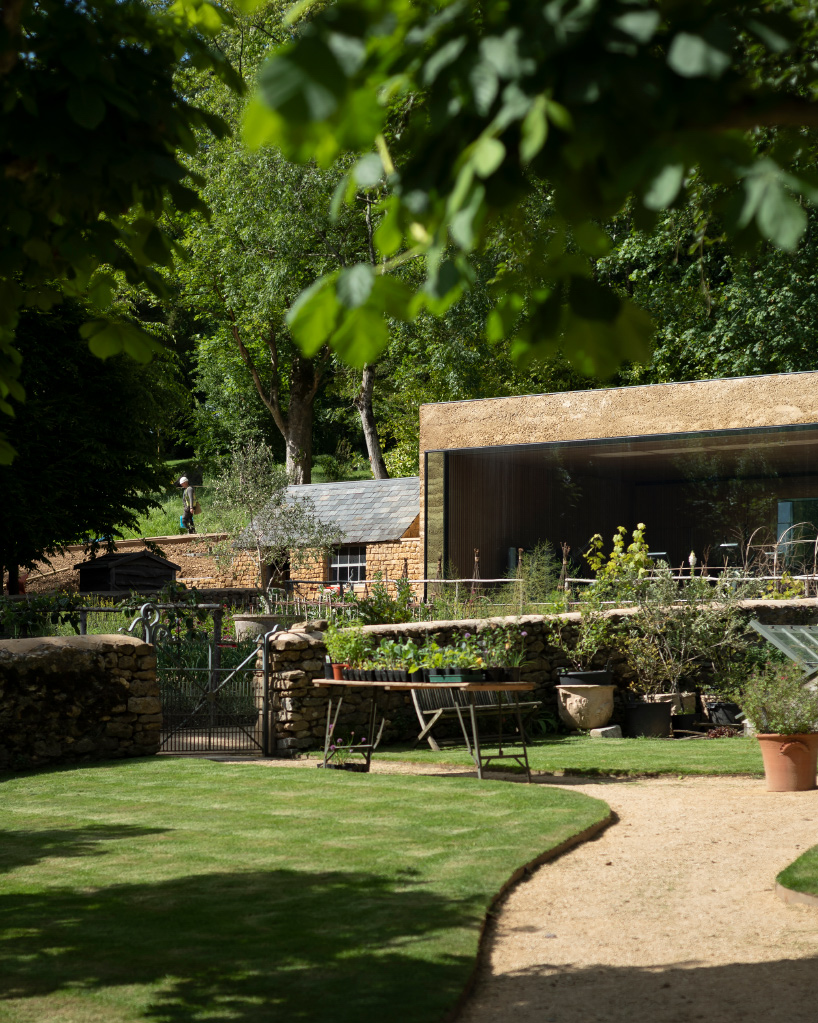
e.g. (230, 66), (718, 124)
(443, 807), (616, 1023)
(775, 881), (818, 909)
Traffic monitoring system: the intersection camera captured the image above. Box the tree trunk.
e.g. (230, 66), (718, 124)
(284, 354), (316, 484)
(354, 363), (389, 480)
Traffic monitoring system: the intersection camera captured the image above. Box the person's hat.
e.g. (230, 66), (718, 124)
(179, 476), (189, 485)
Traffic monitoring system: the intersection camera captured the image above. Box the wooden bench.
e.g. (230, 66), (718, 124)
(410, 685), (541, 751)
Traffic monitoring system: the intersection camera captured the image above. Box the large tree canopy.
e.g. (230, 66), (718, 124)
(244, 0), (818, 374)
(0, 303), (169, 593)
(0, 0), (240, 462)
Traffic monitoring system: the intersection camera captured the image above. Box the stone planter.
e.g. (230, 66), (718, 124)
(645, 692), (697, 715)
(555, 683), (616, 730)
(233, 614), (279, 641)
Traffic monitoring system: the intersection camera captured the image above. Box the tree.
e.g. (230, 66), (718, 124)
(0, 303), (169, 593)
(0, 0), (240, 462)
(209, 439), (341, 588)
(243, 0), (818, 374)
(596, 199), (818, 383)
(174, 6), (394, 482)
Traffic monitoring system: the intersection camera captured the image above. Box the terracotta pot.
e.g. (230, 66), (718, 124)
(757, 733), (818, 792)
(331, 663), (348, 681)
(555, 684), (616, 730)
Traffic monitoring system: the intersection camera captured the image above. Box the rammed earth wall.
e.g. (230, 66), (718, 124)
(266, 599), (818, 751)
(0, 634), (160, 770)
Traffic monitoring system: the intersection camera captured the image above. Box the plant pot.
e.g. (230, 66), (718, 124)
(757, 733), (818, 791)
(559, 669), (613, 685)
(332, 663), (348, 681)
(232, 614), (279, 641)
(703, 699), (742, 726)
(430, 670), (482, 684)
(555, 683), (616, 730)
(672, 713), (698, 731)
(646, 692), (697, 716)
(625, 701), (672, 738)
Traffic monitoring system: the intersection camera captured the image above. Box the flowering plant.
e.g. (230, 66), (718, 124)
(738, 660), (818, 734)
(328, 727), (368, 764)
(481, 625), (529, 670)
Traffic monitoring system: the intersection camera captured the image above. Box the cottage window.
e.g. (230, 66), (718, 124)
(330, 546), (367, 583)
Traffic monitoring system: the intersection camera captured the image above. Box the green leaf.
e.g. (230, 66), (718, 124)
(520, 96), (548, 163)
(568, 277), (620, 322)
(257, 38), (344, 123)
(572, 222), (612, 257)
(286, 276), (341, 357)
(67, 85), (106, 130)
(449, 182), (485, 250)
(374, 199), (403, 257)
(22, 239), (52, 265)
(612, 10), (660, 43)
(329, 306), (389, 367)
(667, 32), (731, 79)
(757, 183), (807, 251)
(369, 276), (415, 320)
(471, 137), (505, 178)
(337, 264), (375, 308)
(643, 163), (685, 210)
(352, 153), (384, 188)
(422, 36), (467, 86)
(232, 0), (267, 12)
(0, 436), (16, 464)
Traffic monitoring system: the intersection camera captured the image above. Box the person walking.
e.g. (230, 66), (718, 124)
(179, 476), (197, 534)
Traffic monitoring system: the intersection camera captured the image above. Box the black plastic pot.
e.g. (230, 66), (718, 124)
(558, 669), (613, 685)
(704, 700), (742, 726)
(672, 713), (698, 731)
(625, 701), (672, 738)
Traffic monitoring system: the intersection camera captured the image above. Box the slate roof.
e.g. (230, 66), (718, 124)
(285, 476), (419, 544)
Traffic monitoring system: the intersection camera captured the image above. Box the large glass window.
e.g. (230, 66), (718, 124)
(330, 546), (367, 583)
(426, 423), (818, 581)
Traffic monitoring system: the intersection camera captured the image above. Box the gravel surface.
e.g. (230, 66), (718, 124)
(459, 775), (818, 1023)
(212, 757), (818, 1022)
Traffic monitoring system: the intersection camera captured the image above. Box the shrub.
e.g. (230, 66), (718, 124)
(738, 660), (818, 734)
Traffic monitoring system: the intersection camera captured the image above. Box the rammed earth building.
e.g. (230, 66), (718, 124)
(419, 372), (818, 581)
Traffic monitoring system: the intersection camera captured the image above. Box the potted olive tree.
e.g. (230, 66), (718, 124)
(738, 660), (818, 791)
(548, 603), (618, 730)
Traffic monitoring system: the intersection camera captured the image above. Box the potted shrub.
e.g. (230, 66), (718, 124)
(738, 660), (818, 791)
(622, 634), (675, 737)
(429, 633), (483, 683)
(325, 625), (373, 680)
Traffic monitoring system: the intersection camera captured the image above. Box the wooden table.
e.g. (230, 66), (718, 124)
(312, 679), (536, 781)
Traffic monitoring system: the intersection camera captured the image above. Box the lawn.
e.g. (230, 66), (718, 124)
(778, 845), (818, 898)
(0, 758), (608, 1023)
(374, 733), (765, 777)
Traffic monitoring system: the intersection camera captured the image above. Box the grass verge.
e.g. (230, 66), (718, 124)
(777, 845), (818, 897)
(374, 733), (765, 777)
(0, 758), (608, 1023)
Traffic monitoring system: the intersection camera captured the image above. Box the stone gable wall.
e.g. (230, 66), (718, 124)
(0, 635), (160, 770)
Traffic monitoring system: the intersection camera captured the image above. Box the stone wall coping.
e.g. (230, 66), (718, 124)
(336, 598), (817, 637)
(0, 634), (151, 655)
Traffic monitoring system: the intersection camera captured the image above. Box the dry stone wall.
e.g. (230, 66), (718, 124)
(0, 635), (160, 770)
(264, 599), (818, 751)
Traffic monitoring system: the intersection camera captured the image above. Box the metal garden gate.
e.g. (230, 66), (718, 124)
(124, 603), (278, 755)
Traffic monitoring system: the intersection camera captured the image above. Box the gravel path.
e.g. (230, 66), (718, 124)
(212, 757), (818, 1021)
(459, 775), (818, 1023)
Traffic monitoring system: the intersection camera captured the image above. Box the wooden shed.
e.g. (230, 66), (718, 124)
(74, 551), (180, 593)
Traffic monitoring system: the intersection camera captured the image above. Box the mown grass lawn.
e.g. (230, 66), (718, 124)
(0, 758), (608, 1023)
(374, 734), (765, 777)
(778, 845), (818, 897)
